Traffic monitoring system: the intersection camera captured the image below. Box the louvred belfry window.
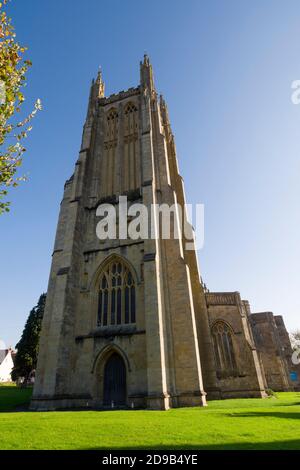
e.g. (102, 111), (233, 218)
(124, 102), (138, 134)
(106, 108), (118, 141)
(123, 102), (140, 191)
(101, 108), (118, 197)
(97, 259), (136, 326)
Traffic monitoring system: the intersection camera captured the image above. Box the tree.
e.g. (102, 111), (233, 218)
(290, 330), (300, 351)
(0, 0), (41, 214)
(12, 293), (46, 382)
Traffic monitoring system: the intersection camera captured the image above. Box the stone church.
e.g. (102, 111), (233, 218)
(31, 56), (299, 411)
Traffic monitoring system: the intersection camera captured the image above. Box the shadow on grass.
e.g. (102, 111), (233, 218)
(79, 439), (300, 450)
(225, 411), (300, 420)
(271, 402), (300, 407)
(0, 386), (32, 412)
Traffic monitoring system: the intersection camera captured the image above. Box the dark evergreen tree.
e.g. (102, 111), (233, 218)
(12, 293), (46, 382)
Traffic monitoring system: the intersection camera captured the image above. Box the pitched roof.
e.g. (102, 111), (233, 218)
(0, 349), (8, 365)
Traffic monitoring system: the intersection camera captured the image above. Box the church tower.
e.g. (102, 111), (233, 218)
(31, 56), (214, 410)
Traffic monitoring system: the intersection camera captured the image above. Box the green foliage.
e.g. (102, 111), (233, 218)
(290, 330), (300, 351)
(11, 293), (46, 381)
(265, 388), (278, 398)
(0, 0), (41, 214)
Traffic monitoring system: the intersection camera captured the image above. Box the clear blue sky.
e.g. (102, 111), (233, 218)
(1, 0), (300, 348)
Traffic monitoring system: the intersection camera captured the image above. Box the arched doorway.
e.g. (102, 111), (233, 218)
(103, 353), (127, 406)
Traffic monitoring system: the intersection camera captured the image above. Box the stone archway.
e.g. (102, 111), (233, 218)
(103, 353), (127, 406)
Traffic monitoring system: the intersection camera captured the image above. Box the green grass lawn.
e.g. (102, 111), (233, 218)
(0, 385), (299, 450)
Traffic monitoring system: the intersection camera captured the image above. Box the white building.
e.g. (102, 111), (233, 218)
(0, 349), (14, 383)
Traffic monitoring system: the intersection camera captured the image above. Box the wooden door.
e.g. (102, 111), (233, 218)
(103, 353), (126, 406)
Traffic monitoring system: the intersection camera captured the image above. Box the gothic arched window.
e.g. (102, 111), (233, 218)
(106, 108), (118, 142)
(211, 321), (238, 379)
(124, 102), (138, 135)
(123, 102), (140, 191)
(124, 103), (138, 115)
(97, 259), (136, 327)
(102, 108), (118, 197)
